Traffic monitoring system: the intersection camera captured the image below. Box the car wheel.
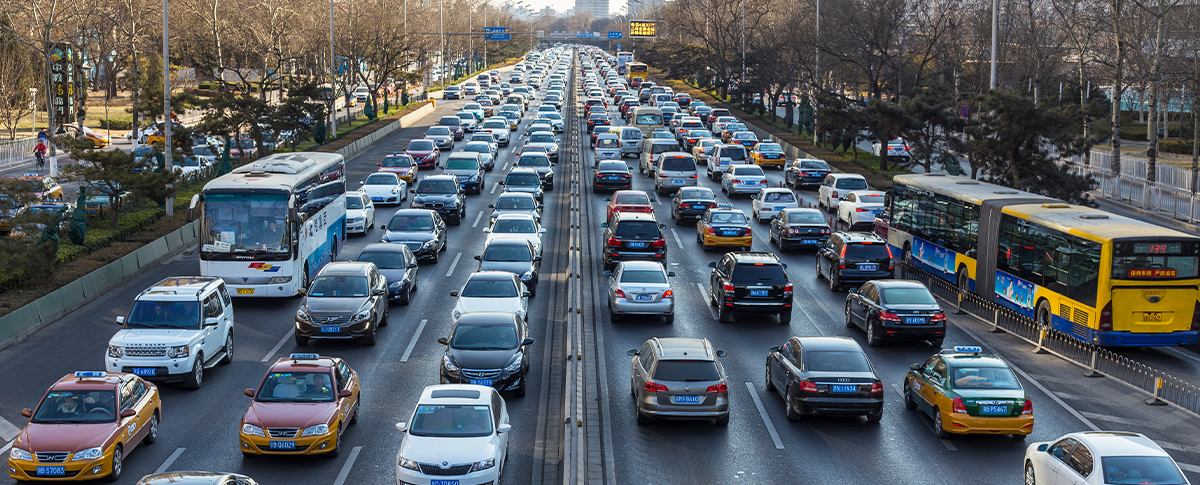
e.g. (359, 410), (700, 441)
(182, 354), (203, 390)
(717, 302), (732, 323)
(933, 408), (950, 439)
(930, 339), (943, 348)
(350, 399), (360, 424)
(142, 413), (159, 444)
(431, 249), (440, 263)
(815, 258), (824, 279)
(609, 303), (623, 322)
(784, 387), (800, 421)
(220, 332), (234, 365)
(845, 303), (854, 327)
(1012, 433), (1028, 441)
(362, 326), (377, 346)
(104, 446), (122, 482)
(1024, 461), (1036, 485)
(714, 414), (729, 426)
(778, 311), (791, 325)
(635, 407), (652, 425)
(325, 436), (340, 458)
(866, 321), (882, 347)
(903, 383), (917, 410)
(829, 270), (840, 292)
(380, 307), (389, 327)
(401, 286), (411, 305)
(765, 365), (774, 392)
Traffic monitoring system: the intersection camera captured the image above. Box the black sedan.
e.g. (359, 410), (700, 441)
(785, 158), (832, 189)
(765, 336), (883, 422)
(410, 175), (467, 225)
(593, 161), (632, 192)
(356, 243), (419, 304)
(670, 186), (717, 224)
(438, 312), (534, 397)
(379, 209), (448, 262)
(845, 280), (946, 347)
(769, 208), (831, 251)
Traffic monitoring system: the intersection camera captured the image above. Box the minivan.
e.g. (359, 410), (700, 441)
(618, 127), (643, 157)
(640, 139), (681, 175)
(652, 152), (699, 194)
(706, 144), (748, 180)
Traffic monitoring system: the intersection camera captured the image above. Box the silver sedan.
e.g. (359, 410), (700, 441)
(605, 261), (675, 323)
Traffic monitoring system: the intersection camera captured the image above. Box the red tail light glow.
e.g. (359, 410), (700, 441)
(930, 312), (947, 322)
(832, 190), (838, 198)
(856, 208), (870, 212)
(880, 311), (901, 322)
(952, 397), (968, 414)
(650, 238), (666, 248)
(708, 227), (717, 235)
(607, 237), (620, 247)
(799, 380), (817, 392)
(706, 383), (728, 393)
(1099, 301), (1114, 331)
(870, 382), (883, 393)
(614, 289), (626, 299)
(662, 290), (673, 298)
(722, 283), (735, 292)
(644, 382), (668, 393)
(1021, 399), (1033, 415)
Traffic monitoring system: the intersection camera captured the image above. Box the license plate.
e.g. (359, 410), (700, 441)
(672, 180), (685, 184)
(692, 205), (707, 209)
(858, 264), (878, 271)
(721, 230), (740, 237)
(801, 239), (817, 245)
(606, 176), (619, 180)
(469, 379), (493, 386)
(627, 242), (647, 248)
(132, 368), (157, 376)
(36, 467), (65, 476)
(749, 289), (768, 297)
(773, 206), (785, 211)
(830, 384), (857, 393)
(904, 317), (926, 324)
(980, 404), (1008, 415)
(634, 294), (654, 301)
(321, 326), (341, 333)
(237, 288), (255, 295)
(1143, 312), (1162, 322)
(431, 481), (460, 485)
(269, 441), (296, 450)
(672, 395), (702, 404)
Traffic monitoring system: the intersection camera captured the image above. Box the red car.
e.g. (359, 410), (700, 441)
(377, 153), (418, 184)
(605, 190), (655, 221)
(404, 139), (440, 169)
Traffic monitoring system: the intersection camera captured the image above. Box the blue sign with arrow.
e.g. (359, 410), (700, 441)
(608, 31), (623, 39)
(485, 27), (510, 41)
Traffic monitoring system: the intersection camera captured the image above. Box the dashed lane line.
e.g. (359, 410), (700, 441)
(400, 319), (429, 363)
(445, 252), (462, 277)
(744, 382), (785, 450)
(331, 446), (363, 485)
(669, 228), (684, 249)
(695, 283), (718, 320)
(153, 447), (186, 474)
(261, 330), (292, 363)
(889, 382), (956, 451)
(490, 182), (500, 194)
(471, 210), (484, 228)
(0, 416), (20, 442)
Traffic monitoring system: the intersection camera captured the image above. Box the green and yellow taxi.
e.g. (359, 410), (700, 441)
(903, 346), (1034, 439)
(8, 371), (161, 482)
(696, 204), (753, 250)
(238, 354), (360, 457)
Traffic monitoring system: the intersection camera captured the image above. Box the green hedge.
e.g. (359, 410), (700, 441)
(93, 116), (134, 131)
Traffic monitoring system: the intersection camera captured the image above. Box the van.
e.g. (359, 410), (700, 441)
(706, 144), (748, 180)
(652, 152), (699, 194)
(640, 139), (681, 175)
(506, 94), (526, 111)
(618, 127), (643, 157)
(631, 107), (664, 138)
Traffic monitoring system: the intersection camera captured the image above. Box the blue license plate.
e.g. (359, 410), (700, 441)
(132, 368), (156, 376)
(672, 180), (685, 184)
(470, 379), (493, 386)
(749, 289), (768, 297)
(773, 206), (786, 211)
(321, 326), (340, 333)
(269, 441), (296, 450)
(801, 239), (817, 245)
(981, 404), (1008, 415)
(627, 242), (647, 248)
(606, 176), (619, 180)
(371, 197), (383, 202)
(830, 384), (857, 393)
(858, 264), (878, 271)
(672, 395), (702, 404)
(634, 294), (653, 301)
(692, 205), (707, 210)
(431, 481), (460, 485)
(36, 467), (65, 476)
(720, 230), (740, 237)
(904, 317), (926, 324)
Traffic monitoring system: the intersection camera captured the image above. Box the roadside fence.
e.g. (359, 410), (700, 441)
(0, 137), (40, 171)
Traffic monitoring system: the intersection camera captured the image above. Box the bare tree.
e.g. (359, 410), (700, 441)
(0, 34), (37, 140)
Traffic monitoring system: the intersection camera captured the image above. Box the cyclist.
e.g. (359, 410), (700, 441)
(33, 139), (47, 171)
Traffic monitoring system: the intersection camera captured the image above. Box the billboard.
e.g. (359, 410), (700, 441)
(629, 20), (657, 38)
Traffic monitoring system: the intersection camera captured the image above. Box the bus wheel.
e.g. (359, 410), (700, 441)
(956, 268), (969, 293)
(1036, 301), (1052, 331)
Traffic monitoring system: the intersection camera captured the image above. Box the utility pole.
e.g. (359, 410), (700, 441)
(990, 0), (998, 90)
(741, 0), (746, 95)
(329, 0), (338, 138)
(163, 0), (173, 215)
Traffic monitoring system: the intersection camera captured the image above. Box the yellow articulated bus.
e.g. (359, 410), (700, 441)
(884, 173), (1200, 347)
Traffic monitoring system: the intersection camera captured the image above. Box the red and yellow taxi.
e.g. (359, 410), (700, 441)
(238, 354), (361, 457)
(8, 371), (161, 482)
(2, 175), (64, 202)
(903, 346), (1034, 439)
(696, 205), (753, 250)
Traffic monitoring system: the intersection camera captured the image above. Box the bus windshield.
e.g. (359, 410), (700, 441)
(635, 113), (663, 125)
(201, 192), (290, 259)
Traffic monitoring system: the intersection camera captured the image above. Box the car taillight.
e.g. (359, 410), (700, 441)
(783, 284), (793, 296)
(880, 311), (901, 322)
(870, 382), (883, 394)
(644, 382), (668, 393)
(832, 190), (838, 198)
(1099, 301), (1113, 331)
(614, 289), (626, 299)
(679, 203), (690, 210)
(839, 245), (846, 269)
(733, 179), (742, 184)
(952, 397), (968, 414)
(707, 202), (718, 208)
(651, 238), (666, 247)
(722, 283), (735, 292)
(759, 180), (768, 185)
(607, 237), (620, 247)
(930, 312), (947, 322)
(708, 227), (717, 235)
(799, 380), (817, 393)
(659, 173), (668, 178)
(663, 289), (673, 298)
(1021, 399), (1033, 415)
(706, 383), (727, 393)
(799, 171), (808, 176)
(856, 208), (870, 212)
(690, 174), (698, 179)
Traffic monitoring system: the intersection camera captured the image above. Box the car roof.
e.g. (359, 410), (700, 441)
(613, 212), (657, 222)
(829, 172), (866, 180)
(139, 276), (222, 299)
(422, 174), (457, 181)
(138, 472), (251, 485)
(270, 353), (337, 372)
(872, 279), (928, 290)
(51, 371), (125, 391)
(1072, 432), (1169, 456)
(390, 209), (436, 217)
(498, 192), (535, 199)
(596, 161), (628, 170)
(455, 312), (520, 325)
(836, 231), (886, 243)
(794, 336), (863, 351)
(508, 167), (540, 175)
(659, 151), (694, 158)
(466, 271), (516, 281)
(317, 261), (374, 276)
(652, 337), (716, 361)
(617, 261), (665, 271)
(726, 251), (782, 265)
(360, 242), (408, 254)
(494, 212), (537, 220)
(418, 384), (493, 405)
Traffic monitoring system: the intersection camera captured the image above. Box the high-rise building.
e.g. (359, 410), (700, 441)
(573, 0), (608, 19)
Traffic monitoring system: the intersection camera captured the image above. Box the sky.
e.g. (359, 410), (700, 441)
(512, 0), (629, 16)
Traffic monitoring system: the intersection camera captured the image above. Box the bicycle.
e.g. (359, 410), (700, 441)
(34, 151), (46, 171)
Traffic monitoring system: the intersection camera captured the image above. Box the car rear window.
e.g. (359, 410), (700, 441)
(787, 212), (825, 224)
(613, 221), (660, 238)
(620, 270), (667, 284)
(732, 166), (764, 176)
(652, 360), (720, 381)
(678, 188), (714, 201)
(615, 194), (648, 204)
(762, 192), (794, 203)
(880, 288), (936, 305)
(731, 263), (787, 285)
(804, 350), (872, 372)
(856, 194), (885, 204)
(597, 161), (628, 172)
(650, 142), (677, 155)
(801, 160), (829, 170)
(844, 243), (891, 260)
(720, 147), (747, 160)
(835, 177), (868, 190)
(660, 157), (694, 172)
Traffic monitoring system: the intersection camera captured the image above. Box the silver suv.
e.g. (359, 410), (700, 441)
(628, 337), (729, 425)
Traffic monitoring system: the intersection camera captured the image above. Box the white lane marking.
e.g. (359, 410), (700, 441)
(490, 182), (500, 194)
(502, 162), (510, 171)
(954, 324), (1101, 431)
(471, 211), (484, 228)
(891, 383), (957, 450)
(669, 228), (684, 249)
(261, 330), (293, 363)
(1160, 346), (1200, 365)
(332, 446), (363, 485)
(941, 438), (958, 451)
(445, 252), (462, 277)
(744, 382), (785, 450)
(0, 416), (19, 441)
(695, 283), (718, 320)
(400, 319), (429, 363)
(0, 439), (13, 455)
(1080, 411), (1142, 426)
(153, 447), (186, 474)
(1179, 463), (1200, 474)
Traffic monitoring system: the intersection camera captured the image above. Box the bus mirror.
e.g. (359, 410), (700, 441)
(187, 194), (201, 222)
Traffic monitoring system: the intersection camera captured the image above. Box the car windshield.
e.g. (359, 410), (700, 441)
(444, 158), (478, 170)
(804, 350), (872, 372)
(1100, 456), (1187, 484)
(495, 196), (536, 210)
(492, 219), (536, 233)
(456, 113), (474, 121)
(519, 155), (550, 167)
(125, 301), (201, 329)
(451, 323), (519, 350)
(710, 212), (748, 224)
(484, 122), (507, 130)
(408, 140), (434, 151)
(506, 173), (541, 185)
(835, 178), (869, 190)
(417, 180), (457, 194)
(465, 144), (489, 154)
(530, 134), (556, 143)
(307, 276), (369, 297)
(31, 390), (118, 423)
(787, 212), (825, 224)
(801, 160), (829, 170)
(439, 117), (459, 126)
(464, 104), (481, 110)
(365, 174), (397, 185)
(483, 244), (531, 262)
(357, 251), (406, 269)
(759, 144), (782, 152)
(180, 156), (203, 167)
(427, 127), (451, 136)
(255, 371), (336, 402)
(950, 366), (1021, 389)
(345, 197), (364, 210)
(613, 221), (659, 238)
(653, 360), (721, 381)
(620, 270), (667, 284)
(382, 156), (412, 167)
(660, 157), (693, 172)
(472, 135), (495, 144)
(461, 278), (518, 297)
(388, 215), (434, 231)
(408, 404), (494, 437)
(615, 194), (649, 205)
(734, 132), (756, 140)
(880, 288), (936, 305)
(543, 113), (562, 120)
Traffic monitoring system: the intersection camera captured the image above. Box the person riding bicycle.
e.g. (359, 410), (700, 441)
(34, 140), (47, 170)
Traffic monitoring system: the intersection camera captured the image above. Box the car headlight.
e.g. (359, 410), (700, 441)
(391, 187), (399, 194)
(269, 276), (293, 284)
(107, 345), (123, 358)
(504, 354), (524, 373)
(167, 345), (189, 358)
(471, 457), (496, 472)
(9, 447), (32, 461)
(442, 354), (459, 372)
(421, 240), (436, 249)
(520, 271), (533, 282)
(71, 446), (103, 461)
(301, 424), (330, 436)
(389, 281), (402, 289)
(468, 173), (479, 181)
(398, 456), (421, 471)
(296, 306), (311, 321)
(242, 423), (265, 437)
(352, 308), (372, 322)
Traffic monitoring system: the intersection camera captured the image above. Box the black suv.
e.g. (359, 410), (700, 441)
(815, 232), (895, 291)
(707, 252), (793, 324)
(600, 212), (667, 270)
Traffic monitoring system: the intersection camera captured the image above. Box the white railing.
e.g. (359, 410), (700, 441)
(0, 137), (40, 170)
(1061, 157), (1200, 223)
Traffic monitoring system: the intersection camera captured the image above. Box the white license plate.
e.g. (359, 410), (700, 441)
(36, 467), (65, 476)
(672, 395), (702, 404)
(634, 294), (654, 301)
(470, 379), (493, 386)
(133, 368), (156, 376)
(858, 264), (878, 271)
(321, 326), (340, 333)
(269, 441), (295, 450)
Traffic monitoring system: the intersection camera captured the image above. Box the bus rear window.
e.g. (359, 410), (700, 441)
(1112, 240), (1200, 279)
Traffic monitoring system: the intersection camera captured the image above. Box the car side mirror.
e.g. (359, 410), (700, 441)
(909, 364), (921, 371)
(522, 291), (531, 297)
(707, 262), (717, 268)
(115, 316), (125, 324)
(408, 263), (418, 268)
(488, 204), (495, 208)
(667, 272), (675, 277)
(338, 389), (352, 398)
(522, 338), (534, 346)
(395, 422), (408, 432)
(437, 337), (449, 345)
(658, 223), (666, 229)
(204, 317), (220, 327)
(297, 287), (307, 295)
(537, 204), (544, 209)
(626, 349), (638, 356)
(848, 288), (859, 294)
(498, 423), (512, 433)
(21, 408), (32, 418)
(373, 289), (386, 296)
(450, 291), (459, 297)
(121, 409), (137, 418)
(474, 255), (482, 261)
(600, 222), (608, 228)
(602, 270), (612, 276)
(539, 228), (547, 233)
(1037, 444), (1049, 452)
(715, 350), (727, 358)
(358, 181), (364, 185)
(649, 197), (657, 202)
(377, 163), (382, 167)
(603, 196), (611, 201)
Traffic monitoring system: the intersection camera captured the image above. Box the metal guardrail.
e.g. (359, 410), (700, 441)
(0, 137), (40, 170)
(1059, 157), (1200, 223)
(901, 261), (1200, 417)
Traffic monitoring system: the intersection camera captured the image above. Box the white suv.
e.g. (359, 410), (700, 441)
(106, 276), (235, 390)
(818, 173), (869, 212)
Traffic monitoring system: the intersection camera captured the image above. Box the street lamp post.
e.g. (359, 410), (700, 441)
(990, 0), (997, 90)
(28, 88), (37, 138)
(330, 0), (338, 138)
(162, 0), (173, 215)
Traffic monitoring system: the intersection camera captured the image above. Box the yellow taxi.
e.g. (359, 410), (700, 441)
(750, 142), (787, 169)
(4, 175), (64, 202)
(903, 346), (1034, 439)
(8, 371), (162, 482)
(696, 205), (753, 250)
(238, 354), (361, 457)
(62, 124), (110, 148)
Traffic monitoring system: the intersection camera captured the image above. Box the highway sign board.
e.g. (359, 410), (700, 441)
(485, 26), (510, 41)
(608, 31), (623, 39)
(629, 20), (656, 38)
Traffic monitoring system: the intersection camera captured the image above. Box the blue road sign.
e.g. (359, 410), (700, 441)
(608, 31), (623, 39)
(959, 105), (970, 118)
(576, 32), (596, 38)
(485, 26), (510, 41)
(616, 43), (621, 51)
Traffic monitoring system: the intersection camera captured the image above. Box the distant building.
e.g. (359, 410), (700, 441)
(574, 0), (608, 18)
(540, 6), (556, 17)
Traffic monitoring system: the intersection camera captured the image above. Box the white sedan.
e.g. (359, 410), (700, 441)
(450, 271), (530, 322)
(345, 191), (376, 235)
(836, 190), (887, 230)
(720, 164), (769, 196)
(750, 187), (800, 224)
(1023, 431), (1190, 484)
(359, 172), (407, 206)
(483, 213), (547, 259)
(395, 385), (510, 485)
